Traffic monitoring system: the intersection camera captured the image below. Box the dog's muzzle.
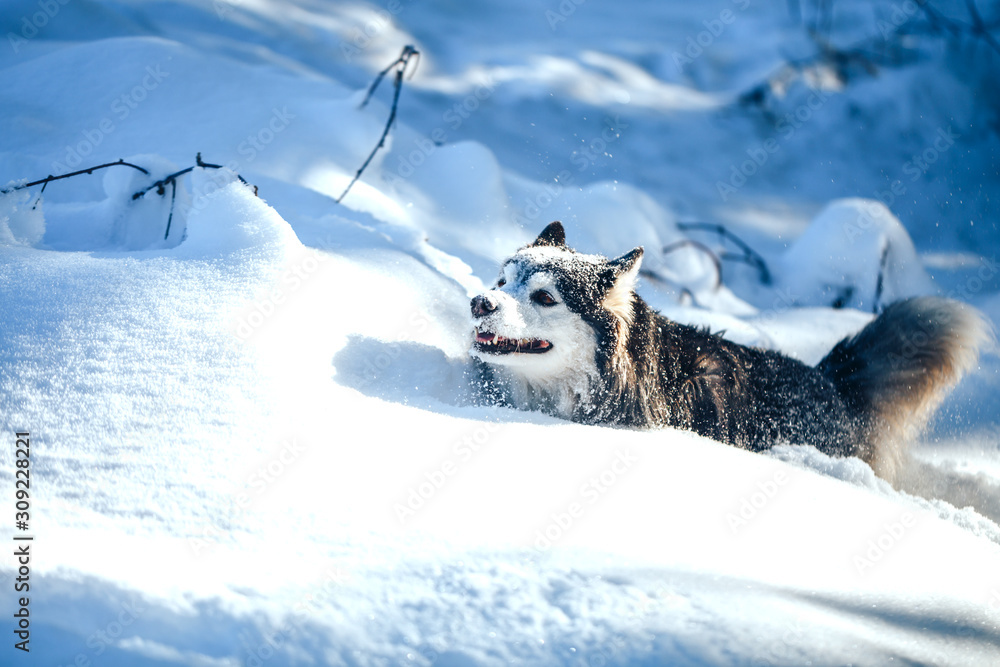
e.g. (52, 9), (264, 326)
(470, 293), (553, 356)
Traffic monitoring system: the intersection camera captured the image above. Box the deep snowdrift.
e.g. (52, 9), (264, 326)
(1, 1), (999, 665)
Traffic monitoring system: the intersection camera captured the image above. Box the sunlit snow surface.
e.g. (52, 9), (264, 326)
(1, 1), (999, 665)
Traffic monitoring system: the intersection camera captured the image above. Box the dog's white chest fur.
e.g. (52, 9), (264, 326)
(488, 337), (601, 419)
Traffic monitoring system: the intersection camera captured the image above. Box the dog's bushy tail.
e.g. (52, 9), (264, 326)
(817, 297), (994, 482)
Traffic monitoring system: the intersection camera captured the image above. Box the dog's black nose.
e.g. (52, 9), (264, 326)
(471, 294), (497, 318)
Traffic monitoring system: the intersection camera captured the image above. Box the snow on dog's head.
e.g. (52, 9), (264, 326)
(469, 221), (643, 383)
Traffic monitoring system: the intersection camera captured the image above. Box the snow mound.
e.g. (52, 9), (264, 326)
(25, 155), (190, 251)
(0, 185), (44, 246)
(182, 167), (298, 257)
(779, 198), (934, 311)
(769, 444), (1000, 545)
(1, 2), (999, 664)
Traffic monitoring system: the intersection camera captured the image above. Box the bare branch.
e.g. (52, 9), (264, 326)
(2, 159), (149, 195)
(678, 222), (772, 285)
(337, 45), (421, 204)
(663, 239), (724, 291)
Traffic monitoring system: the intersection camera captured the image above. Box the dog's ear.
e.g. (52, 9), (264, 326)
(606, 247), (644, 284)
(602, 248), (644, 325)
(601, 246), (642, 326)
(531, 221), (566, 248)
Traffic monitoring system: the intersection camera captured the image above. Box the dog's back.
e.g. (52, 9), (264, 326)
(615, 295), (991, 483)
(595, 297), (859, 451)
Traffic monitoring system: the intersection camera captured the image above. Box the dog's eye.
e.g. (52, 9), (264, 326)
(532, 290), (557, 306)
(496, 278), (506, 288)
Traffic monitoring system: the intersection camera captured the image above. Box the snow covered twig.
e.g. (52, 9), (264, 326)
(2, 153), (257, 242)
(130, 153), (258, 239)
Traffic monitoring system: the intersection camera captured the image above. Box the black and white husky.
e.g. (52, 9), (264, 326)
(470, 221), (992, 482)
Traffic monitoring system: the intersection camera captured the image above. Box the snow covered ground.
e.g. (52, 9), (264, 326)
(1, 0), (1000, 664)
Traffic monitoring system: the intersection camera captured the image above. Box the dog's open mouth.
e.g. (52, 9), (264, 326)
(474, 328), (553, 354)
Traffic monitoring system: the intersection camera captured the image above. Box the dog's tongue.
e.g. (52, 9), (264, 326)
(477, 331), (496, 343)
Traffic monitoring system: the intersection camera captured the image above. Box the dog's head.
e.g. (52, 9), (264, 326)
(469, 221), (644, 380)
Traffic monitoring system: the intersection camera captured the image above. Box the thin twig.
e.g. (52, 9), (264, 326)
(1, 159), (149, 194)
(163, 178), (178, 241)
(337, 45), (420, 204)
(133, 152), (255, 200)
(195, 153), (257, 194)
(917, 0), (969, 37)
(640, 269), (702, 308)
(678, 222), (772, 285)
(873, 242), (890, 313)
(831, 286), (855, 310)
(965, 0), (1000, 55)
(133, 166), (195, 200)
(360, 44), (420, 109)
(663, 239), (724, 291)
(4, 154), (257, 244)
